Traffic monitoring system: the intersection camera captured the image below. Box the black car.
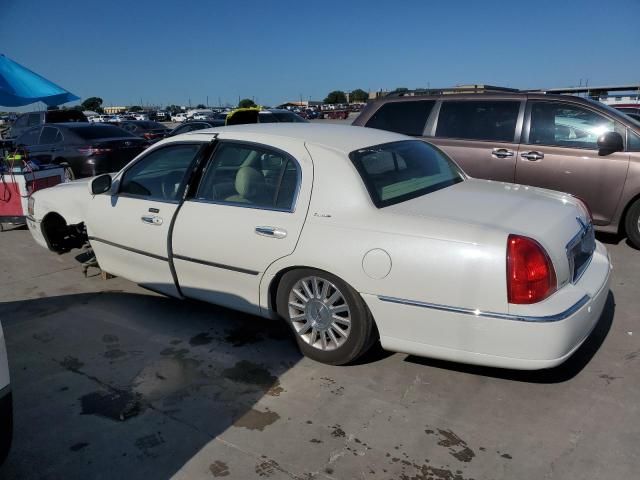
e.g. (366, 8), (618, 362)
(14, 123), (148, 179)
(8, 110), (88, 139)
(119, 120), (170, 142)
(166, 119), (225, 137)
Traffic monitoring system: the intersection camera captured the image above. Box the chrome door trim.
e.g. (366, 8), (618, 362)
(377, 294), (590, 323)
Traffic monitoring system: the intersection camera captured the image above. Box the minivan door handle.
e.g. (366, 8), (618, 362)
(491, 148), (514, 158)
(521, 151), (544, 161)
(255, 226), (287, 239)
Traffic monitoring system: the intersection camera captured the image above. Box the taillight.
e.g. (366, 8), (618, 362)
(78, 146), (112, 155)
(507, 234), (557, 304)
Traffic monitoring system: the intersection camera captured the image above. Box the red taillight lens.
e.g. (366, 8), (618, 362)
(507, 235), (557, 304)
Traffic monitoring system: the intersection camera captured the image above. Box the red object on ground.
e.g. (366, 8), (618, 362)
(0, 181), (22, 216)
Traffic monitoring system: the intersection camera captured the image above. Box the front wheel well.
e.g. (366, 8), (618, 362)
(41, 212), (86, 253)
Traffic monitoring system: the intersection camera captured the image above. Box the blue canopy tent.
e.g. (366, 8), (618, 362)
(0, 54), (79, 107)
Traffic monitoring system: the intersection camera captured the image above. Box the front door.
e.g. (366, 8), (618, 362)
(427, 99), (523, 182)
(86, 143), (203, 296)
(172, 140), (311, 314)
(516, 100), (630, 226)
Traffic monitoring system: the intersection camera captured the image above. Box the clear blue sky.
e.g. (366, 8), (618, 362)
(1, 0), (639, 109)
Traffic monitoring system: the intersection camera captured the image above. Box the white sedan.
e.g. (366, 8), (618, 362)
(25, 124), (611, 369)
(0, 322), (11, 464)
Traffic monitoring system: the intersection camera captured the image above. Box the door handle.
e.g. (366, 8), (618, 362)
(521, 151), (544, 161)
(141, 215), (163, 225)
(491, 148), (514, 158)
(255, 226), (287, 239)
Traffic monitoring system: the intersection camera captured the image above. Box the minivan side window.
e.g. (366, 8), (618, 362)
(365, 101), (435, 136)
(528, 102), (615, 149)
(435, 101), (520, 142)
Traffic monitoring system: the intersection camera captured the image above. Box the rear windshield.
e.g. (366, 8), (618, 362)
(70, 125), (135, 140)
(46, 110), (87, 123)
(350, 140), (464, 208)
(266, 111), (308, 123)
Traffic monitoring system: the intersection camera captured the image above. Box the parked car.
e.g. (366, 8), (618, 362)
(171, 113), (187, 122)
(155, 111), (170, 122)
(14, 123), (148, 179)
(8, 110), (87, 139)
(119, 121), (170, 142)
(0, 322), (11, 465)
(353, 92), (640, 247)
(26, 124), (610, 369)
(224, 108), (308, 125)
(166, 119), (225, 137)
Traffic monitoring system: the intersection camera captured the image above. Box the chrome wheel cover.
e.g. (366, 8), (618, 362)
(287, 276), (351, 351)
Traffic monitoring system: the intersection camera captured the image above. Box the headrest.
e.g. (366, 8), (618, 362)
(235, 166), (265, 199)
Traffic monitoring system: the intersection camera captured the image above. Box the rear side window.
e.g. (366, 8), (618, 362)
(436, 101), (520, 142)
(28, 113), (41, 127)
(629, 129), (640, 152)
(365, 101), (434, 136)
(39, 126), (62, 144)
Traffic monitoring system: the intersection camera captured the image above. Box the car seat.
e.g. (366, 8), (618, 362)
(225, 166), (270, 205)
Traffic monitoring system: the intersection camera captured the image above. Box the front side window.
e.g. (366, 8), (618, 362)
(528, 102), (615, 149)
(629, 129), (640, 152)
(195, 142), (299, 210)
(350, 140), (464, 208)
(435, 101), (520, 142)
(119, 144), (201, 201)
(365, 100), (434, 136)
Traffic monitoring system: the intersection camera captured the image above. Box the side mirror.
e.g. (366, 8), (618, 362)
(597, 131), (623, 155)
(89, 174), (112, 195)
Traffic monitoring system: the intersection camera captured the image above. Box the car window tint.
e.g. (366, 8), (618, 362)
(195, 142), (299, 210)
(350, 140), (463, 208)
(366, 101), (434, 136)
(39, 126), (60, 144)
(14, 115), (28, 128)
(435, 101), (519, 142)
(258, 113), (278, 123)
(28, 113), (41, 126)
(17, 127), (40, 145)
(629, 129), (640, 152)
(528, 102), (615, 149)
(120, 144), (200, 201)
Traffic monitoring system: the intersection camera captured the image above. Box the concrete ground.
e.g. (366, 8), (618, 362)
(0, 223), (638, 480)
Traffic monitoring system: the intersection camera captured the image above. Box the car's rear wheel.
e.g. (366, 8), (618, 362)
(625, 198), (640, 249)
(276, 269), (376, 365)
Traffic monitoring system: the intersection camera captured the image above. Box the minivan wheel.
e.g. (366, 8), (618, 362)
(625, 199), (640, 249)
(276, 269), (377, 365)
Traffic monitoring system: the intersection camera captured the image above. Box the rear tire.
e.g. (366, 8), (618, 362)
(276, 269), (377, 365)
(625, 199), (640, 249)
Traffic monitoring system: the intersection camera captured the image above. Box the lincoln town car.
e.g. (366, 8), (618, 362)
(26, 124), (611, 369)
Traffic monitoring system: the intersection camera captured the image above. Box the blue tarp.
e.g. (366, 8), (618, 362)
(0, 54), (80, 107)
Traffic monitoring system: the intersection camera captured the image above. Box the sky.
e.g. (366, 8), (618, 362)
(1, 0), (639, 110)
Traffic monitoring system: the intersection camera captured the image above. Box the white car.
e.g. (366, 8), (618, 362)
(0, 322), (11, 464)
(171, 113), (187, 122)
(192, 113), (212, 120)
(25, 124), (611, 369)
(133, 113), (149, 121)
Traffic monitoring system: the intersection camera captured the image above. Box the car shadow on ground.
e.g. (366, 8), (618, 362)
(596, 231), (638, 250)
(0, 290), (302, 479)
(404, 291), (615, 384)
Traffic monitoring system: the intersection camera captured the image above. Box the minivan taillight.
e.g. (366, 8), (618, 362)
(507, 235), (557, 304)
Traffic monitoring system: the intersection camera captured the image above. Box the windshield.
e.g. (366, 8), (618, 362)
(350, 140), (464, 208)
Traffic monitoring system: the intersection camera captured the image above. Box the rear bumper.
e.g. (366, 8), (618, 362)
(363, 241), (612, 370)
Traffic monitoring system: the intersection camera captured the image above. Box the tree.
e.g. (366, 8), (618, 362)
(196, 104), (206, 109)
(129, 105), (143, 112)
(324, 90), (347, 104)
(81, 97), (103, 113)
(238, 98), (256, 108)
(350, 89), (369, 103)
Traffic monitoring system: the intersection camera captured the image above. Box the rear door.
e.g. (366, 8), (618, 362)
(516, 100), (629, 226)
(87, 143), (204, 296)
(427, 99), (523, 182)
(172, 140), (312, 315)
(31, 126), (63, 165)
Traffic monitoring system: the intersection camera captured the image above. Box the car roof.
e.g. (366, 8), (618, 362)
(183, 124), (409, 153)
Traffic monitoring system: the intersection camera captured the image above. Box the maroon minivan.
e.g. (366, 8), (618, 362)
(353, 91), (640, 248)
